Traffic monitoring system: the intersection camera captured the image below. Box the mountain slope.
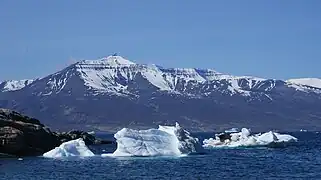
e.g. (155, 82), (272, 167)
(0, 55), (320, 132)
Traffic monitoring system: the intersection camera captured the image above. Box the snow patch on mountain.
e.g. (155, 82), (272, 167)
(39, 67), (76, 95)
(0, 80), (34, 92)
(162, 68), (206, 84)
(140, 65), (172, 91)
(73, 56), (137, 94)
(227, 79), (250, 96)
(286, 78), (321, 94)
(287, 78), (321, 89)
(221, 76), (266, 96)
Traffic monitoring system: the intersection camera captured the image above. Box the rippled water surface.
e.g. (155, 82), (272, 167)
(1, 132), (321, 179)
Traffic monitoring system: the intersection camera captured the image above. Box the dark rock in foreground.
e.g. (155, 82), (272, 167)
(0, 109), (113, 157)
(0, 109), (60, 157)
(54, 130), (113, 145)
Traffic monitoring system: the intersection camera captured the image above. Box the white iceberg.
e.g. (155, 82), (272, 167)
(43, 138), (95, 158)
(103, 122), (203, 157)
(203, 128), (298, 148)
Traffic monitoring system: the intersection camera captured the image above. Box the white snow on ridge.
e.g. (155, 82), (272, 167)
(140, 65), (172, 91)
(43, 68), (75, 95)
(211, 74), (265, 82)
(0, 80), (34, 92)
(76, 57), (136, 93)
(286, 78), (321, 94)
(287, 78), (321, 89)
(62, 56), (280, 97)
(76, 60), (172, 93)
(78, 67), (126, 92)
(223, 77), (264, 96)
(162, 68), (206, 85)
(78, 56), (135, 67)
(75, 57), (213, 93)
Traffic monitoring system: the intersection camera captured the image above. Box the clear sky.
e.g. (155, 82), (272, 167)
(1, 0), (321, 81)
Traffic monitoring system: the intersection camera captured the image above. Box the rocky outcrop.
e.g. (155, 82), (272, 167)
(54, 130), (113, 145)
(0, 109), (112, 157)
(0, 109), (60, 156)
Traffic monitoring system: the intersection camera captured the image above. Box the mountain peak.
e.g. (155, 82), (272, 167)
(77, 55), (136, 67)
(100, 55), (136, 66)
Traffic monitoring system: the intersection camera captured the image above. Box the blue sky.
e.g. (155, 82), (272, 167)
(1, 0), (321, 81)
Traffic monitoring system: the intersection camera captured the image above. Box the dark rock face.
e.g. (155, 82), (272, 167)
(0, 109), (112, 157)
(217, 133), (232, 142)
(0, 126), (25, 154)
(54, 130), (112, 145)
(0, 109), (61, 156)
(0, 109), (42, 126)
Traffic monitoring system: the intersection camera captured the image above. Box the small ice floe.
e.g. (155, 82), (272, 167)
(203, 128), (297, 148)
(43, 138), (95, 158)
(224, 128), (239, 133)
(87, 131), (95, 135)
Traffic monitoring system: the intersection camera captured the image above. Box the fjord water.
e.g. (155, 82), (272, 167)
(1, 132), (321, 179)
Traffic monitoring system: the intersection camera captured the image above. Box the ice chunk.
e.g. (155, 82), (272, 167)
(224, 128), (239, 133)
(43, 138), (95, 158)
(273, 133), (298, 143)
(203, 129), (297, 148)
(256, 131), (278, 143)
(230, 133), (239, 142)
(104, 122), (203, 157)
(108, 128), (181, 157)
(172, 123), (204, 154)
(241, 128), (251, 138)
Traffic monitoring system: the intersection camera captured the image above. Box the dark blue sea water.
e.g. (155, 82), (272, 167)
(1, 132), (321, 180)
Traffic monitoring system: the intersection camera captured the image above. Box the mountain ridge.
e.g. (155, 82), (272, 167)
(0, 55), (321, 132)
(0, 79), (34, 92)
(3, 55), (320, 95)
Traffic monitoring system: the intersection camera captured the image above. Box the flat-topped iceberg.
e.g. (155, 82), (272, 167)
(43, 138), (95, 158)
(103, 122), (203, 157)
(203, 128), (297, 148)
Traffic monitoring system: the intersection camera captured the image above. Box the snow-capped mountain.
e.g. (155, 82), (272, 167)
(0, 79), (34, 92)
(0, 55), (320, 132)
(20, 55), (321, 97)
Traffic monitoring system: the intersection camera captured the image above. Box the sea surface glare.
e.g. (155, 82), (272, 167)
(1, 132), (321, 179)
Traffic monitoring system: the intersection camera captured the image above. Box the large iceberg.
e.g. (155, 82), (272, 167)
(103, 122), (203, 157)
(203, 128), (298, 148)
(43, 138), (95, 158)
